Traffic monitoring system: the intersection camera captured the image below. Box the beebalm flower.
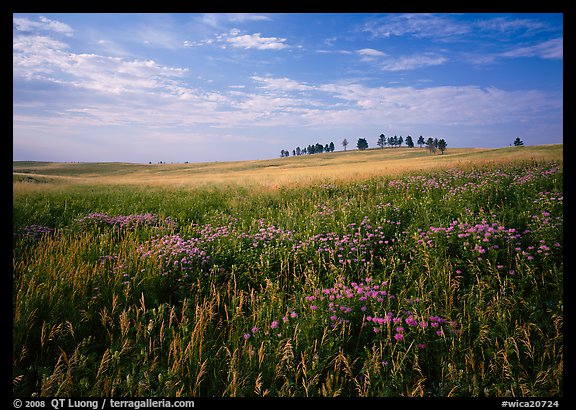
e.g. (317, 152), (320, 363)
(271, 321), (279, 329)
(394, 333), (404, 341)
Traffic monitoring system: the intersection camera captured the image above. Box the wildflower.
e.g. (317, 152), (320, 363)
(394, 333), (404, 341)
(243, 333), (251, 340)
(290, 311), (298, 319)
(271, 321), (278, 329)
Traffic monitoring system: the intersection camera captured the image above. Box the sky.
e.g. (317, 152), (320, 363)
(13, 13), (564, 163)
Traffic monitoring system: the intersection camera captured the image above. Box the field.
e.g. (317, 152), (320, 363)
(13, 145), (563, 398)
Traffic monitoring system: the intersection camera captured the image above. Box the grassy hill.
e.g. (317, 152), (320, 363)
(13, 144), (563, 189)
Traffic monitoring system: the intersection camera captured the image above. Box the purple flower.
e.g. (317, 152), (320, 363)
(243, 333), (251, 340)
(271, 321), (278, 329)
(394, 333), (404, 341)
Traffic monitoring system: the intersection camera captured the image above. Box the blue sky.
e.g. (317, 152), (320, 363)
(13, 13), (563, 163)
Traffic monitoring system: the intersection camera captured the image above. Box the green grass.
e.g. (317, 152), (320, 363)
(13, 150), (563, 397)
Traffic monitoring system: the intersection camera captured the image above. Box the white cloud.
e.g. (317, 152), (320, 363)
(316, 49), (353, 55)
(380, 54), (447, 71)
(226, 31), (289, 50)
(14, 34), (189, 96)
(251, 76), (312, 92)
(500, 38), (563, 59)
(200, 13), (271, 29)
(226, 14), (272, 23)
(364, 14), (557, 43)
(363, 14), (469, 40)
(185, 28), (290, 51)
(356, 48), (387, 57)
(474, 16), (550, 36)
(14, 16), (74, 36)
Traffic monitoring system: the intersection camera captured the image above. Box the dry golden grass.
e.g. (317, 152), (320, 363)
(13, 144), (563, 191)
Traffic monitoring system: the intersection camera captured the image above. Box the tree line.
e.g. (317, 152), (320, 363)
(280, 134), (448, 157)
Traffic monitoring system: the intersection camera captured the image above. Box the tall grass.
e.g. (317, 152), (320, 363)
(13, 159), (562, 397)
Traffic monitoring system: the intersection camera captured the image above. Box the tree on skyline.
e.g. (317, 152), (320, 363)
(357, 138), (368, 150)
(405, 135), (414, 148)
(425, 137), (436, 154)
(417, 136), (425, 148)
(342, 138), (349, 151)
(437, 139), (447, 154)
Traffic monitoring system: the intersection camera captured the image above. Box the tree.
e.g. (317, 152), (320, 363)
(417, 136), (425, 148)
(437, 139), (447, 154)
(425, 137), (436, 154)
(398, 136), (403, 147)
(329, 142), (335, 152)
(405, 135), (414, 148)
(514, 137), (524, 146)
(342, 138), (349, 151)
(377, 134), (386, 149)
(357, 138), (369, 150)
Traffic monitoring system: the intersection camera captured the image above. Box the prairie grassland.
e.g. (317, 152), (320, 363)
(13, 145), (563, 398)
(13, 145), (562, 190)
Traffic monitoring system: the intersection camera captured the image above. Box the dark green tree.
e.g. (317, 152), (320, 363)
(417, 136), (425, 148)
(405, 135), (414, 148)
(377, 134), (386, 148)
(329, 141), (335, 152)
(437, 139), (447, 154)
(357, 138), (369, 150)
(514, 137), (524, 146)
(342, 138), (349, 151)
(425, 137), (436, 154)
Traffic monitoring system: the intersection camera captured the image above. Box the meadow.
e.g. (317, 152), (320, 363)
(12, 145), (563, 397)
